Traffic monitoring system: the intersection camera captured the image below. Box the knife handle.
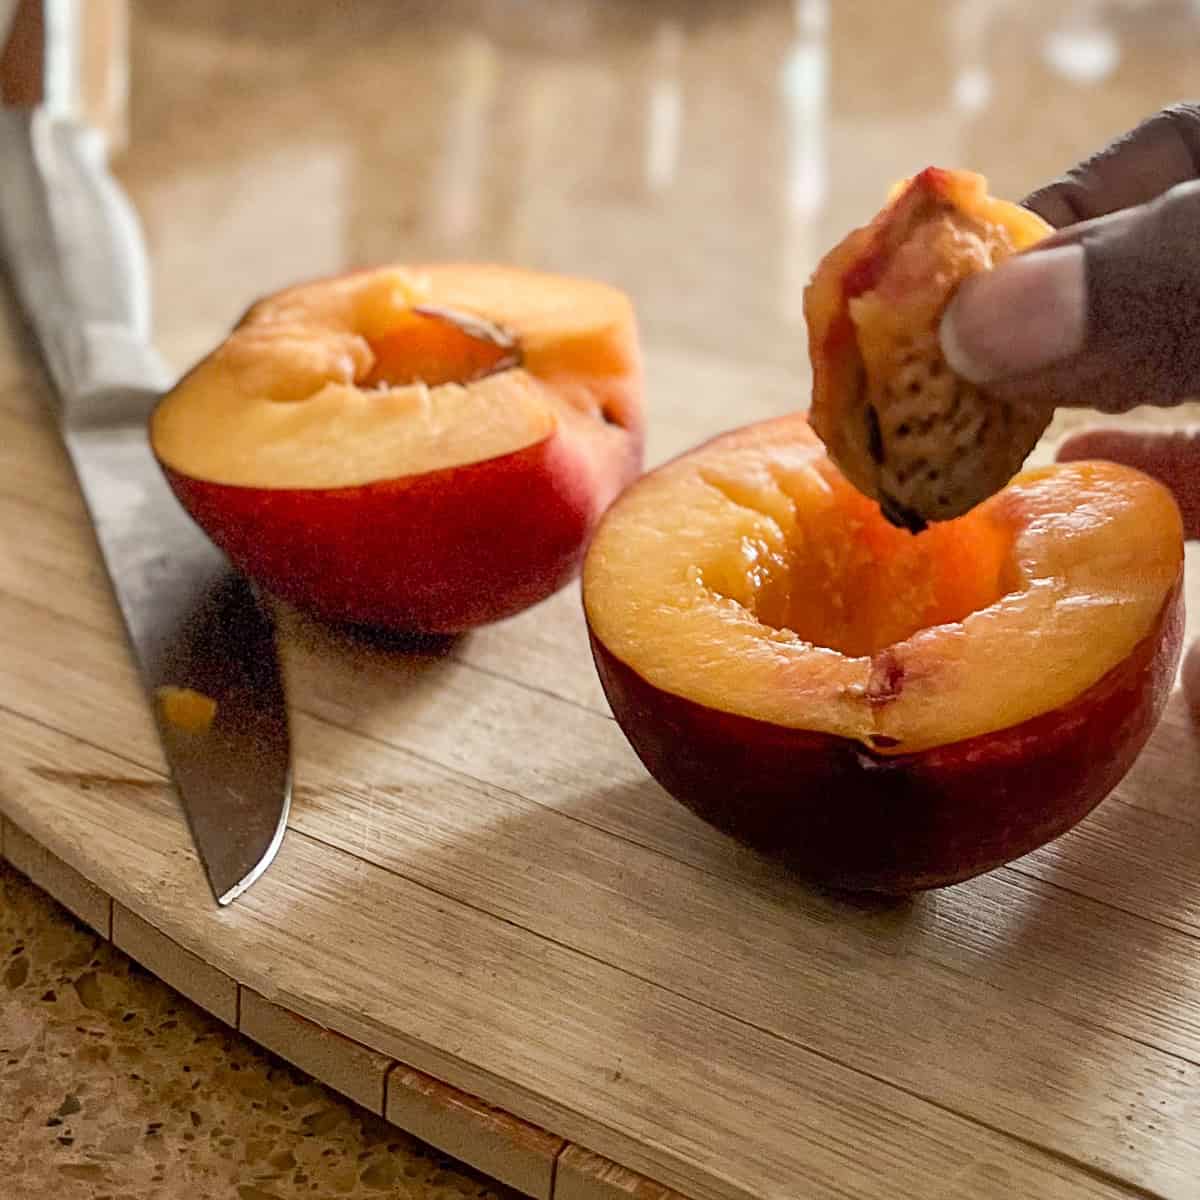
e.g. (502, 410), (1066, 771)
(0, 107), (171, 416)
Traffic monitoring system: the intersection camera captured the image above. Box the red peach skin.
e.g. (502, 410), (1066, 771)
(165, 429), (628, 633)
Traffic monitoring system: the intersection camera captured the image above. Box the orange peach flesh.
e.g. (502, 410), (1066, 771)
(583, 414), (1183, 756)
(362, 306), (519, 388)
(150, 264), (641, 490)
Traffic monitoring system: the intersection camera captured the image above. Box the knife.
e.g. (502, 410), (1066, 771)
(0, 107), (292, 906)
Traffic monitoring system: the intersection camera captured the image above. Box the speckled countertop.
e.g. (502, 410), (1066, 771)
(0, 863), (518, 1200)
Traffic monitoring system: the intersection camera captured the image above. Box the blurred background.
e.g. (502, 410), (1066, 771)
(3, 0), (1200, 448)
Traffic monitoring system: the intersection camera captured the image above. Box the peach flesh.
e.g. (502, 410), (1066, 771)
(699, 475), (1012, 662)
(583, 415), (1185, 891)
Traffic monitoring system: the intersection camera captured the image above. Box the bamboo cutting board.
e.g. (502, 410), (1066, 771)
(4, 280), (1200, 1200)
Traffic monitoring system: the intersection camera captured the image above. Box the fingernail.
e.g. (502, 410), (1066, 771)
(940, 244), (1086, 384)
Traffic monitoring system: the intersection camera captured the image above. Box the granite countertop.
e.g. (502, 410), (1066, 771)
(0, 863), (518, 1199)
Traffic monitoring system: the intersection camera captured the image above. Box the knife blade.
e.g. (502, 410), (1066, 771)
(0, 107), (292, 906)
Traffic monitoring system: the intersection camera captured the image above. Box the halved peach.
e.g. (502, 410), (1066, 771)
(806, 167), (1052, 530)
(151, 264), (644, 632)
(583, 413), (1184, 892)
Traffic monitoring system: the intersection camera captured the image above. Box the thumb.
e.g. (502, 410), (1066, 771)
(941, 179), (1200, 413)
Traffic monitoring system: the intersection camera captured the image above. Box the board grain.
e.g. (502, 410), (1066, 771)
(1, 283), (1194, 1200)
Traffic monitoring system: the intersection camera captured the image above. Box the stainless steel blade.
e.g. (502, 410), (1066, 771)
(0, 107), (292, 905)
(67, 417), (292, 904)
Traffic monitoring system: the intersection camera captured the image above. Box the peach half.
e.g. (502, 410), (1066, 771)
(583, 414), (1184, 892)
(151, 265), (644, 632)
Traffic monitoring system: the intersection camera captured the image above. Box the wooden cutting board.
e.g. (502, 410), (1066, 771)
(3, 292), (1200, 1200)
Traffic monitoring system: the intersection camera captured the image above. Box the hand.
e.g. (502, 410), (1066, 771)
(940, 103), (1200, 414)
(938, 105), (1200, 716)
